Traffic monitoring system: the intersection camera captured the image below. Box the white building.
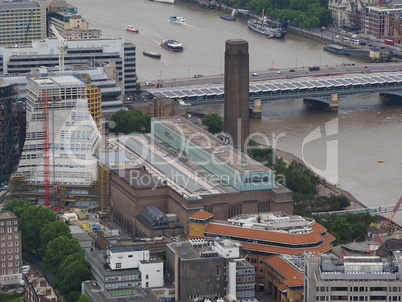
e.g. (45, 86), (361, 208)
(139, 259), (164, 288)
(107, 245), (150, 270)
(304, 251), (402, 301)
(17, 74), (101, 188)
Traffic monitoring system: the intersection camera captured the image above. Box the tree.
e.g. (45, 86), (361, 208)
(78, 294), (92, 302)
(110, 109), (151, 134)
(43, 236), (83, 273)
(54, 253), (89, 295)
(202, 113), (224, 134)
(39, 220), (72, 257)
(19, 205), (57, 254)
(65, 291), (81, 302)
(2, 199), (28, 218)
(329, 217), (352, 244)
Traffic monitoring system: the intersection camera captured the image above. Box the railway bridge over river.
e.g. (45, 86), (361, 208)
(147, 70), (402, 118)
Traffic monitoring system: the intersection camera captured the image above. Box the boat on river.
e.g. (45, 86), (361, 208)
(143, 50), (161, 59)
(168, 16), (186, 25)
(247, 18), (287, 39)
(161, 39), (183, 52)
(126, 25), (139, 33)
(220, 9), (236, 21)
(150, 0), (174, 3)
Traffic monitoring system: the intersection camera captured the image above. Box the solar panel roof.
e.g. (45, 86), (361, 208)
(274, 83), (287, 89)
(192, 89), (205, 95)
(182, 90), (196, 96)
(210, 87), (223, 94)
(173, 90), (186, 97)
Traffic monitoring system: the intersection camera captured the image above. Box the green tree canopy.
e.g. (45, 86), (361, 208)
(54, 253), (89, 295)
(110, 109), (151, 134)
(40, 220), (72, 257)
(202, 113), (224, 134)
(78, 294), (92, 302)
(65, 291), (81, 302)
(43, 236), (83, 273)
(19, 205), (57, 254)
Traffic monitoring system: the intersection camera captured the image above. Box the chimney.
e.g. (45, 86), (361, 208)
(35, 270), (40, 277)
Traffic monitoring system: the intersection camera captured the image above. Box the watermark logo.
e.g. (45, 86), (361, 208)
(302, 117), (339, 184)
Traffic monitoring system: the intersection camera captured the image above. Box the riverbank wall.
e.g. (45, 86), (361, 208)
(275, 149), (367, 211)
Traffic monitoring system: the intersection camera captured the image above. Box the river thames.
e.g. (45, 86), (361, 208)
(68, 0), (402, 224)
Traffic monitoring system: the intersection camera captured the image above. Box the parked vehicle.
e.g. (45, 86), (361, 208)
(309, 66), (320, 71)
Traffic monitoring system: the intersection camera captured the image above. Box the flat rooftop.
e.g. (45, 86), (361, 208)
(153, 117), (272, 174)
(109, 245), (148, 253)
(83, 281), (161, 302)
(86, 250), (141, 277)
(35, 75), (85, 86)
(168, 241), (221, 260)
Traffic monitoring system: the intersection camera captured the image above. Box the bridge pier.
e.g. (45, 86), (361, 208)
(250, 99), (262, 119)
(303, 94), (339, 112)
(380, 93), (402, 103)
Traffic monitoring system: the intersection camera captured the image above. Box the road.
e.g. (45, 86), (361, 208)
(148, 63), (402, 89)
(23, 252), (55, 283)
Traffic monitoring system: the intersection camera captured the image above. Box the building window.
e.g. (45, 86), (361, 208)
(146, 282), (149, 288)
(116, 263), (121, 269)
(146, 275), (149, 280)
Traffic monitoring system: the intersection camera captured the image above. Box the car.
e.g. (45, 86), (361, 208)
(335, 35), (340, 39)
(289, 69), (295, 72)
(145, 82), (154, 86)
(276, 71), (282, 74)
(1, 286), (8, 291)
(252, 73), (259, 76)
(329, 66), (336, 69)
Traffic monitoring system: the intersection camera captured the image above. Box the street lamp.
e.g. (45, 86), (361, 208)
(188, 68), (190, 85)
(296, 58), (298, 70)
(319, 56), (321, 67)
(271, 60), (273, 70)
(160, 71), (162, 83)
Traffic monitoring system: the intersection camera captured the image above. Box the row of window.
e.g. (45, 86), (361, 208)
(1, 248), (19, 254)
(0, 227), (17, 233)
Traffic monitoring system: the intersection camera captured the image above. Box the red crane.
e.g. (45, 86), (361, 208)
(368, 195), (402, 256)
(42, 90), (50, 207)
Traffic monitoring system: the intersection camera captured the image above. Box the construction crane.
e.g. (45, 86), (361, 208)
(42, 90), (50, 207)
(368, 195), (402, 256)
(50, 24), (66, 74)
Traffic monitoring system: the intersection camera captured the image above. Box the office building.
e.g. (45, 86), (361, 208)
(364, 6), (402, 39)
(0, 37), (136, 95)
(188, 211), (334, 293)
(305, 251), (402, 302)
(0, 84), (19, 186)
(166, 238), (254, 302)
(83, 245), (164, 302)
(224, 39), (249, 151)
(0, 211), (22, 286)
(0, 1), (47, 46)
(263, 254), (304, 301)
(16, 74), (101, 206)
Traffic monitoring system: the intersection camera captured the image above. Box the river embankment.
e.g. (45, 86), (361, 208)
(275, 149), (367, 211)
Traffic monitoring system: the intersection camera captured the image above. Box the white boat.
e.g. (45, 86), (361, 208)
(126, 25), (139, 33)
(150, 0), (174, 4)
(168, 16), (186, 25)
